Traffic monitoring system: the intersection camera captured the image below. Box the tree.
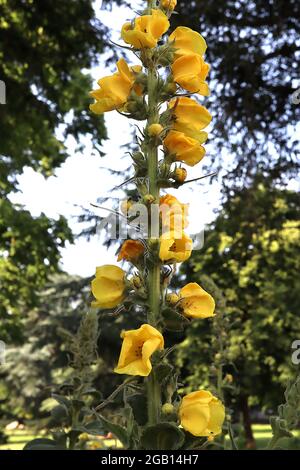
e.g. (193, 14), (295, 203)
(0, 0), (119, 337)
(173, 0), (300, 186)
(177, 177), (300, 446)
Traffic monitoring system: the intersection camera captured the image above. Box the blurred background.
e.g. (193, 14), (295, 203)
(0, 0), (299, 450)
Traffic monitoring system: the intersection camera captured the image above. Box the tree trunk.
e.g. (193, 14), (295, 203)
(240, 395), (256, 449)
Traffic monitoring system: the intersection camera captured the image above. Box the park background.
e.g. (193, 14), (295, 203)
(0, 0), (299, 450)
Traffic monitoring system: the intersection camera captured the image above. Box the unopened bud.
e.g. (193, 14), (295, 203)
(225, 373), (233, 384)
(173, 168), (187, 183)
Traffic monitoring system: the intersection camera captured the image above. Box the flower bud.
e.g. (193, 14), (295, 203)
(162, 403), (175, 414)
(143, 194), (156, 205)
(132, 275), (142, 289)
(173, 167), (187, 183)
(225, 373), (233, 384)
(161, 0), (177, 11)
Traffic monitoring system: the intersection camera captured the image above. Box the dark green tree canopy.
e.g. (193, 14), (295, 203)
(173, 0), (300, 185)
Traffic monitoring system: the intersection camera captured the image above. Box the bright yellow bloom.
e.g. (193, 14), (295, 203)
(160, 194), (189, 231)
(91, 265), (125, 309)
(179, 390), (225, 437)
(164, 130), (207, 167)
(121, 9), (170, 49)
(161, 0), (177, 11)
(148, 123), (164, 137)
(172, 54), (210, 96)
(159, 231), (193, 263)
(169, 97), (212, 139)
(90, 59), (142, 114)
(117, 239), (145, 263)
(179, 282), (215, 319)
(114, 324), (164, 376)
(169, 26), (207, 58)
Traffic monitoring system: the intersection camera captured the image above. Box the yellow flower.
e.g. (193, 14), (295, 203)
(164, 130), (207, 167)
(172, 54), (210, 96)
(121, 9), (170, 49)
(179, 282), (215, 319)
(114, 324), (164, 376)
(169, 97), (212, 139)
(169, 26), (207, 58)
(161, 0), (177, 11)
(159, 231), (193, 263)
(160, 194), (189, 231)
(117, 239), (145, 263)
(179, 390), (225, 437)
(89, 59), (141, 114)
(91, 265), (125, 309)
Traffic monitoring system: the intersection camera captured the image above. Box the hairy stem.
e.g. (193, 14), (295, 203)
(146, 57), (162, 426)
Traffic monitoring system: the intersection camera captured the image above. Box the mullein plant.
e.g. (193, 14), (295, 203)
(89, 0), (225, 450)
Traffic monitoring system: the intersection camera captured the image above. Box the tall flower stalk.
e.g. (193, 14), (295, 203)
(89, 0), (225, 450)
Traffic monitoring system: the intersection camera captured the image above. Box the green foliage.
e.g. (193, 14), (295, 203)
(0, 274), (88, 417)
(269, 375), (300, 448)
(23, 310), (102, 450)
(174, 0), (300, 184)
(0, 202), (72, 341)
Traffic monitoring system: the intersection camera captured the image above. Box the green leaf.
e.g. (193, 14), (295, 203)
(141, 422), (185, 450)
(24, 439), (65, 450)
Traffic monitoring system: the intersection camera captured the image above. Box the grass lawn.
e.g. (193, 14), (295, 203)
(0, 424), (298, 450)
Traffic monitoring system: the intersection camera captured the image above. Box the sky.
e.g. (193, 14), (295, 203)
(9, 1), (222, 277)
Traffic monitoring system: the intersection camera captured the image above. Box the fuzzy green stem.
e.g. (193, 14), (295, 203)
(146, 56), (162, 426)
